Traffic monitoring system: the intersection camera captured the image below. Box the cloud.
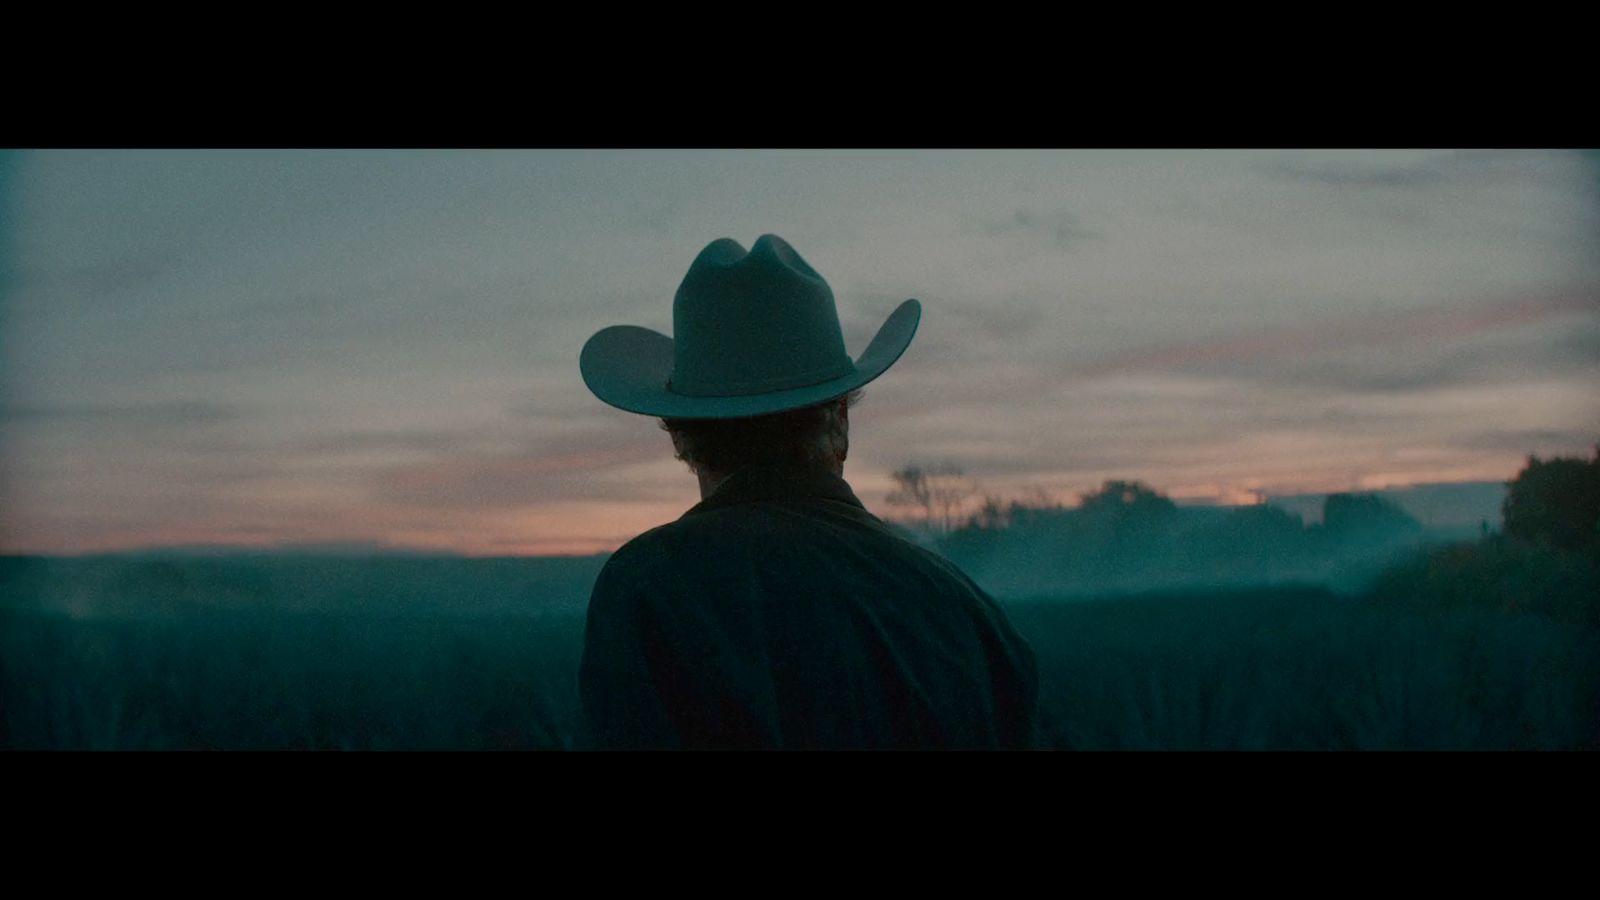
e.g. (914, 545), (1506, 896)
(917, 295), (1049, 352)
(848, 288), (1598, 428)
(1229, 310), (1600, 395)
(293, 427), (475, 456)
(370, 440), (681, 510)
(1456, 428), (1600, 455)
(980, 207), (1102, 248)
(0, 400), (238, 428)
(6, 245), (189, 307)
(1057, 288), (1598, 384)
(622, 197), (681, 235)
(1269, 159), (1449, 190)
(1265, 150), (1555, 190)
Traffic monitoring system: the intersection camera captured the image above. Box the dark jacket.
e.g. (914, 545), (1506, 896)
(578, 464), (1039, 749)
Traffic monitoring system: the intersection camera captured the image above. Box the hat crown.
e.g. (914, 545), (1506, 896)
(669, 234), (855, 399)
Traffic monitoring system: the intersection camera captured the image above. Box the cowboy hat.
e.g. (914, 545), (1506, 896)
(580, 234), (920, 419)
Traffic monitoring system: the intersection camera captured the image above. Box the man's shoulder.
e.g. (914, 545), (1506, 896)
(595, 522), (678, 588)
(599, 496), (996, 604)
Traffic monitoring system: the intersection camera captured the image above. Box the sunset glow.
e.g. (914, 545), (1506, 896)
(2, 149), (1595, 556)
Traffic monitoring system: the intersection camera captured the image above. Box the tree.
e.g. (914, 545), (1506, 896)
(969, 495), (1010, 531)
(1502, 447), (1600, 553)
(887, 464), (977, 534)
(1318, 490), (1420, 554)
(886, 466), (933, 525)
(1077, 480), (1177, 517)
(928, 467), (977, 534)
(1321, 493), (1422, 541)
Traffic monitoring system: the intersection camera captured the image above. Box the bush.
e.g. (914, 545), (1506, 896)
(1503, 449), (1600, 554)
(1368, 537), (1600, 626)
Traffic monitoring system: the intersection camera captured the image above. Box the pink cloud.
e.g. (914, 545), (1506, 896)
(376, 443), (665, 498)
(1067, 287), (1596, 379)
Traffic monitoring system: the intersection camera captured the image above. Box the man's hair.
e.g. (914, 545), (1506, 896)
(660, 389), (863, 476)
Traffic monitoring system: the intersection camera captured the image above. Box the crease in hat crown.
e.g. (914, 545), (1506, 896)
(579, 232), (921, 419)
(667, 234), (856, 398)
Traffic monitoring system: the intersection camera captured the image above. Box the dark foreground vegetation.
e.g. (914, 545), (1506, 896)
(3, 578), (1594, 750)
(3, 450), (1595, 750)
(1, 606), (587, 750)
(1014, 587), (1595, 749)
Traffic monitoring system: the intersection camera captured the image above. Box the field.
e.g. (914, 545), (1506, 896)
(4, 555), (1594, 750)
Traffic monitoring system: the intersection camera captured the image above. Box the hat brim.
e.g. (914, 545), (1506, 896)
(580, 299), (921, 419)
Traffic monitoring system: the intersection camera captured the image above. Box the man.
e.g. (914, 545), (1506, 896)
(576, 234), (1039, 749)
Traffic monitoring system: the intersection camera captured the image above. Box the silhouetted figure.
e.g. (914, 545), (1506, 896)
(577, 234), (1039, 749)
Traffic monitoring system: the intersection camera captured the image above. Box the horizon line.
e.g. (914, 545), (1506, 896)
(0, 474), (1516, 560)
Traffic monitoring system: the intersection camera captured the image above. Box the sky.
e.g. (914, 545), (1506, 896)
(1, 149), (1596, 556)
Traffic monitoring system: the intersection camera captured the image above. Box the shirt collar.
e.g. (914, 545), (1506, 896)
(684, 464), (867, 517)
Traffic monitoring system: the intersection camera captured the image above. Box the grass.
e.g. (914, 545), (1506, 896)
(1, 608), (584, 750)
(5, 581), (1594, 750)
(1007, 588), (1597, 750)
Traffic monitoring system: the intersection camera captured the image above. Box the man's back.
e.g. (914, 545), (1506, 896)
(579, 465), (1040, 750)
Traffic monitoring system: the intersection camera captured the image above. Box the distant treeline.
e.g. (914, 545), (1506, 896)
(931, 479), (1430, 597)
(930, 448), (1600, 624)
(920, 447), (1600, 603)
